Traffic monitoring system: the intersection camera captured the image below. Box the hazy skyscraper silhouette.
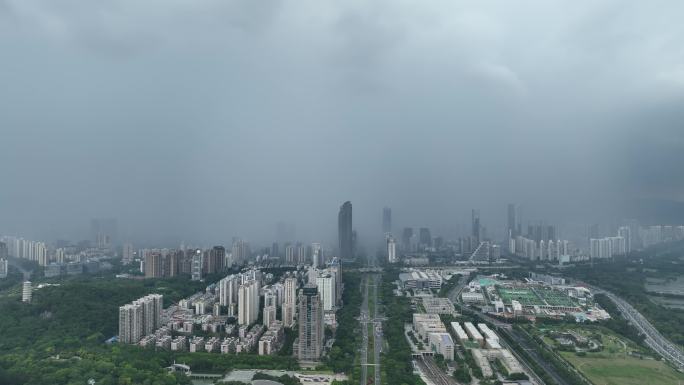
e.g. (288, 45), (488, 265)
(338, 201), (353, 259)
(472, 209), (481, 244)
(507, 204), (518, 238)
(382, 207), (392, 234)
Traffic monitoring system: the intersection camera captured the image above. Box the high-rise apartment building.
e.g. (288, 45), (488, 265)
(191, 249), (203, 281)
(118, 303), (143, 344)
(0, 241), (7, 260)
(122, 242), (134, 265)
(263, 289), (277, 327)
(204, 246), (225, 275)
(296, 243), (306, 264)
(283, 276), (298, 327)
(0, 258), (8, 278)
(285, 244), (295, 264)
(297, 284), (324, 362)
(618, 226), (632, 253)
(387, 236), (397, 263)
(315, 273), (336, 311)
(118, 294), (163, 344)
(311, 243), (322, 268)
(22, 281), (32, 303)
(219, 274), (240, 316)
(238, 280), (260, 326)
(338, 201), (353, 259)
(231, 238), (250, 264)
(144, 250), (163, 278)
(328, 257), (342, 306)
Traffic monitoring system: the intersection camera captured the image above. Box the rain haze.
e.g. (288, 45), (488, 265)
(2, 0), (684, 248)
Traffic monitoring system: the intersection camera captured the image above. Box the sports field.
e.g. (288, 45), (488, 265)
(561, 353), (684, 385)
(535, 287), (577, 307)
(496, 286), (577, 308)
(497, 287), (543, 306)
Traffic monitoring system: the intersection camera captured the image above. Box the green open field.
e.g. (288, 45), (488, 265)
(560, 353), (684, 385)
(538, 325), (684, 385)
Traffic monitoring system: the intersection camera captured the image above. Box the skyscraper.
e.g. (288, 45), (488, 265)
(471, 209), (481, 244)
(382, 207), (392, 234)
(402, 227), (413, 251)
(338, 201), (353, 260)
(507, 204), (517, 238)
(297, 284), (324, 362)
(311, 243), (322, 268)
(419, 228), (432, 248)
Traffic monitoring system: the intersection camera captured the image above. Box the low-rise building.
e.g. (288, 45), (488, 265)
(189, 336), (205, 352)
(472, 349), (493, 377)
(450, 322), (469, 343)
(461, 291), (485, 304)
(428, 332), (454, 361)
(463, 322), (484, 346)
(413, 313), (446, 340)
(422, 297), (456, 315)
(399, 270), (443, 289)
(170, 336), (187, 351)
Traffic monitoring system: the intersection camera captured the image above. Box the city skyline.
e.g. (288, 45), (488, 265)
(3, 2), (684, 247)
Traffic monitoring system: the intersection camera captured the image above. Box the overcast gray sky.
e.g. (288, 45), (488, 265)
(1, 0), (684, 247)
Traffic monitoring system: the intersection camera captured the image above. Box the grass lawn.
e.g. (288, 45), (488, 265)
(561, 353), (684, 385)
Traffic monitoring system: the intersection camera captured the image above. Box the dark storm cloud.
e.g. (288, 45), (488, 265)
(1, 0), (684, 246)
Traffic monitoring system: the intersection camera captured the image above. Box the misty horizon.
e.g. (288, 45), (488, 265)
(2, 1), (684, 247)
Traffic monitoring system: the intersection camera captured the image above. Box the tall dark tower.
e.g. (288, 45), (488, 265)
(472, 209), (481, 244)
(338, 201), (353, 259)
(507, 204), (517, 238)
(382, 207), (392, 234)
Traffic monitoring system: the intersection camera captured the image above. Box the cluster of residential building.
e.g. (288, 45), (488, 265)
(0, 236), (49, 266)
(510, 236), (571, 262)
(138, 245), (238, 281)
(118, 294), (164, 344)
(0, 235), (113, 277)
(119, 261), (343, 363)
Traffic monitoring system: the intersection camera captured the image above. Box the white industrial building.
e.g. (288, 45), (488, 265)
(463, 322), (484, 346)
(428, 332), (455, 360)
(450, 322), (469, 343)
(413, 313), (446, 340)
